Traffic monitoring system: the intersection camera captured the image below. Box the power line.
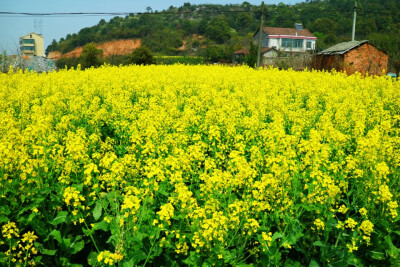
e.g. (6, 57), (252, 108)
(0, 10), (257, 17)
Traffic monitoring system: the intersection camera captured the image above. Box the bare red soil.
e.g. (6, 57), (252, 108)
(47, 39), (141, 59)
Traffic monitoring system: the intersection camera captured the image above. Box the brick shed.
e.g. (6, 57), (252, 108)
(314, 40), (388, 76)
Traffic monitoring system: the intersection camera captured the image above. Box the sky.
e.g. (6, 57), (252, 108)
(0, 0), (301, 54)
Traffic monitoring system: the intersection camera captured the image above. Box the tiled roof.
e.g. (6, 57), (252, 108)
(317, 40), (369, 55)
(262, 27), (315, 37)
(233, 49), (249, 55)
(261, 47), (277, 53)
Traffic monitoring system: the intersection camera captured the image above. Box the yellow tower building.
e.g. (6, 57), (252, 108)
(20, 32), (44, 57)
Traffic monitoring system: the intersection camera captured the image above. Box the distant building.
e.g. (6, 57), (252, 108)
(232, 48), (278, 64)
(253, 24), (317, 55)
(315, 40), (388, 76)
(20, 33), (44, 57)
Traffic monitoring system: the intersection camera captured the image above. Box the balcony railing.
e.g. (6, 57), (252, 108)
(21, 39), (35, 45)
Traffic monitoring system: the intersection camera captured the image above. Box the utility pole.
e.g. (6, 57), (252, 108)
(352, 1), (357, 41)
(256, 1), (264, 69)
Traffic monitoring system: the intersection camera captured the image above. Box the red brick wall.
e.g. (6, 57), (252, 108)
(343, 43), (388, 76)
(314, 54), (344, 71)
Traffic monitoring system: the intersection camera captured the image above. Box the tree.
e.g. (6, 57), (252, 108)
(311, 18), (338, 36)
(206, 16), (232, 44)
(207, 45), (226, 62)
(129, 46), (155, 65)
(80, 43), (103, 69)
(237, 13), (253, 33)
(98, 19), (106, 26)
(245, 42), (257, 68)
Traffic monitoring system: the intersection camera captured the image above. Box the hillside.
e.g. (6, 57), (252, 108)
(46, 0), (400, 70)
(48, 39), (141, 59)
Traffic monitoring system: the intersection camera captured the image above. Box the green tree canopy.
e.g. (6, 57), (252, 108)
(129, 46), (155, 65)
(206, 16), (233, 44)
(80, 43), (103, 69)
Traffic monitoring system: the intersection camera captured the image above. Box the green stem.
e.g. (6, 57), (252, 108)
(8, 240), (11, 267)
(143, 234), (156, 266)
(83, 219), (100, 253)
(23, 249), (28, 267)
(334, 232), (341, 248)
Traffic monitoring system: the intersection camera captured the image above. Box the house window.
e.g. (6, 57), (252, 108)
(22, 39), (35, 44)
(307, 41), (312, 49)
(281, 38), (303, 48)
(22, 46), (35, 51)
(281, 38), (291, 48)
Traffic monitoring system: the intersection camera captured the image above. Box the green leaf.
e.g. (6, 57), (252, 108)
(87, 251), (98, 266)
(183, 251), (198, 266)
(0, 252), (7, 263)
(70, 238), (85, 254)
(384, 236), (400, 258)
(93, 201), (102, 221)
(51, 211), (68, 226)
(63, 237), (71, 248)
(313, 241), (325, 247)
(0, 215), (9, 224)
(27, 212), (36, 222)
(347, 254), (362, 265)
(0, 205), (11, 215)
(369, 251), (385, 260)
(271, 232), (283, 242)
(122, 258), (135, 267)
(48, 229), (62, 244)
(128, 250), (147, 265)
(93, 220), (109, 232)
(309, 259), (320, 267)
(41, 248), (57, 255)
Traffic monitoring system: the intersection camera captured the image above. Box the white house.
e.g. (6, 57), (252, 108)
(254, 24), (316, 55)
(19, 32), (45, 57)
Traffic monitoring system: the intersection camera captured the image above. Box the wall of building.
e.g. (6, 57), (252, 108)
(33, 34), (45, 57)
(314, 54), (345, 71)
(253, 31), (269, 48)
(254, 32), (316, 53)
(263, 50), (278, 58)
(20, 33), (44, 57)
(343, 43), (388, 76)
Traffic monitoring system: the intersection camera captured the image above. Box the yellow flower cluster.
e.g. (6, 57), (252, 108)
(1, 222), (38, 265)
(2, 222), (19, 239)
(338, 205), (348, 214)
(121, 191), (141, 220)
(97, 250), (123, 265)
(345, 218), (358, 230)
(157, 203), (174, 225)
(359, 208), (368, 216)
(262, 232), (273, 247)
(63, 186), (85, 207)
(313, 219), (325, 231)
(358, 220), (374, 245)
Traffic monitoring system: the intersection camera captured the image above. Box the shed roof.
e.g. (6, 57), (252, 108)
(317, 40), (369, 55)
(233, 49), (249, 55)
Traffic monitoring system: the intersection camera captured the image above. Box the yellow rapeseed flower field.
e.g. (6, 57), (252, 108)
(0, 65), (399, 266)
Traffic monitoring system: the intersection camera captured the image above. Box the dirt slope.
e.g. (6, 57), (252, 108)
(47, 39), (141, 59)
